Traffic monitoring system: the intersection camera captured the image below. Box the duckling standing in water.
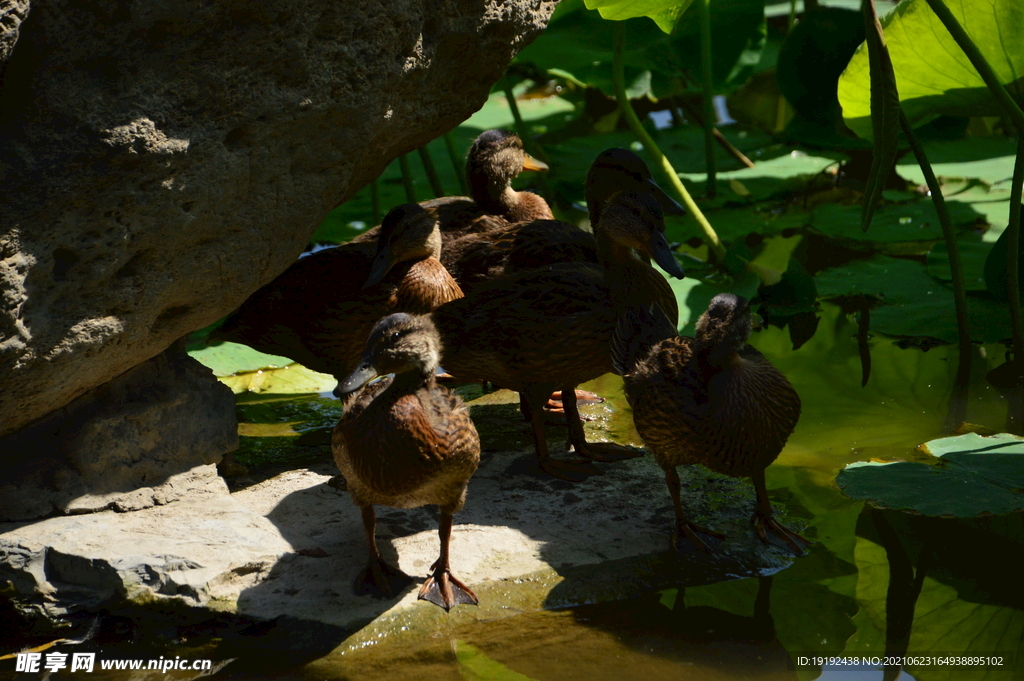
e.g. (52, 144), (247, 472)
(333, 313), (481, 611)
(612, 294), (808, 554)
(212, 204), (462, 388)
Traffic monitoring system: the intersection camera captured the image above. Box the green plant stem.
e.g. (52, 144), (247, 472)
(698, 0), (717, 197)
(923, 0), (1024, 135)
(443, 132), (469, 195)
(899, 109), (970, 430)
(1010, 136), (1024, 361)
(501, 78), (553, 203)
(398, 154), (417, 204)
(370, 178), (380, 225)
(612, 23), (725, 260)
(672, 96), (755, 168)
(416, 145), (445, 198)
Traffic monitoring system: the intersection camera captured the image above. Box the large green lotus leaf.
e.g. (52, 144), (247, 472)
(188, 341), (293, 377)
(816, 255), (942, 301)
(515, 0), (767, 96)
(895, 137), (1020, 187)
(679, 149), (847, 200)
(815, 255), (1012, 342)
(810, 200), (982, 243)
(838, 0), (1024, 140)
(836, 433), (1024, 516)
(926, 238), (993, 291)
(869, 291), (1012, 343)
(219, 364), (337, 395)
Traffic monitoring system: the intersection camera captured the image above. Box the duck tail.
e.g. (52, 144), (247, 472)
(611, 302), (677, 375)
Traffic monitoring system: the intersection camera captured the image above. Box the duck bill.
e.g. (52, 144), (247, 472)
(644, 178), (685, 216)
(363, 247), (395, 289)
(521, 153), (549, 172)
(334, 360), (379, 398)
(648, 231), (686, 280)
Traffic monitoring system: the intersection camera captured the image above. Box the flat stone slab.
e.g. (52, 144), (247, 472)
(0, 391), (800, 639)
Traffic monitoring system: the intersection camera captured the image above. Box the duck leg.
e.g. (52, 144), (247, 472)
(522, 384), (602, 481)
(750, 470), (810, 554)
(544, 389), (605, 414)
(665, 467), (723, 553)
(419, 510), (479, 611)
(354, 505), (413, 597)
(562, 386), (642, 462)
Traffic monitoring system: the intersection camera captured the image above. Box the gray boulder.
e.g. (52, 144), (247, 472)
(0, 0), (556, 440)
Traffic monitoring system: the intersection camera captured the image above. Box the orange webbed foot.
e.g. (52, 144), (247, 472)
(355, 558), (413, 598)
(752, 511), (810, 555)
(419, 564), (479, 612)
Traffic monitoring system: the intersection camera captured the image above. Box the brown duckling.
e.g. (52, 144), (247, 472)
(213, 204), (462, 385)
(611, 294), (808, 553)
(443, 148), (686, 296)
(351, 129), (551, 251)
(430, 190), (685, 481)
(333, 313), (481, 611)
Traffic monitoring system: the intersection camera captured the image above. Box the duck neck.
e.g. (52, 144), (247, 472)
(390, 364), (437, 394)
(597, 231), (648, 309)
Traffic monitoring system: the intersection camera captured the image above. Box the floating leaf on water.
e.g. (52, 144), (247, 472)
(836, 433), (1024, 517)
(810, 201), (982, 243)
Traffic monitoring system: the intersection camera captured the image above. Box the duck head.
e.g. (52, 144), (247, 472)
(599, 191), (686, 279)
(335, 313), (443, 397)
(585, 148), (685, 225)
(696, 293), (756, 362)
(364, 204), (441, 288)
(466, 129), (547, 207)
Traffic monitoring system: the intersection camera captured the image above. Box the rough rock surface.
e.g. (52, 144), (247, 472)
(0, 348), (236, 522)
(0, 0), (28, 64)
(0, 0), (556, 438)
(0, 391), (799, 637)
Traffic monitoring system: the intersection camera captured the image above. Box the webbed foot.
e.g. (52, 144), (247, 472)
(540, 457), (604, 482)
(671, 521), (726, 554)
(572, 441), (644, 462)
(752, 511), (810, 555)
(419, 564), (479, 611)
(355, 558), (413, 598)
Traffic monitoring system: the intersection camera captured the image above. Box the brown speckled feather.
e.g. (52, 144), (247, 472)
(624, 337), (801, 477)
(333, 376), (480, 512)
(215, 246), (462, 378)
(444, 219), (598, 295)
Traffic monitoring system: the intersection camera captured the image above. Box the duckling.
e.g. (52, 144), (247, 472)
(611, 294), (808, 553)
(333, 313), (481, 611)
(430, 189), (685, 481)
(213, 204), (462, 385)
(352, 129), (551, 252)
(442, 148), (686, 296)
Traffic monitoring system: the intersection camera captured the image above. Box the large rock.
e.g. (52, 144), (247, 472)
(0, 0), (556, 439)
(0, 348), (237, 522)
(0, 391), (799, 637)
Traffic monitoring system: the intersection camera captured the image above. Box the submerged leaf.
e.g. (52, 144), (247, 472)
(837, 433), (1024, 516)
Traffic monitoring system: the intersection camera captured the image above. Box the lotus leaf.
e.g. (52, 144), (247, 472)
(838, 0), (1024, 140)
(836, 433), (1024, 517)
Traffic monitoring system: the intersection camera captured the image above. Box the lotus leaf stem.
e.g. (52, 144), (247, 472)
(611, 23), (725, 261)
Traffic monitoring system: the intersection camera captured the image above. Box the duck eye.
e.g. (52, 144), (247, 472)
(390, 331), (401, 341)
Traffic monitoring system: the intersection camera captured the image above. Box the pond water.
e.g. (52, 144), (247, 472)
(2, 306), (1018, 681)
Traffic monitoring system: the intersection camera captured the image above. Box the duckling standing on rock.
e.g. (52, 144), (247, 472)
(212, 204), (462, 388)
(611, 294), (808, 554)
(333, 313), (481, 611)
(352, 129), (551, 253)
